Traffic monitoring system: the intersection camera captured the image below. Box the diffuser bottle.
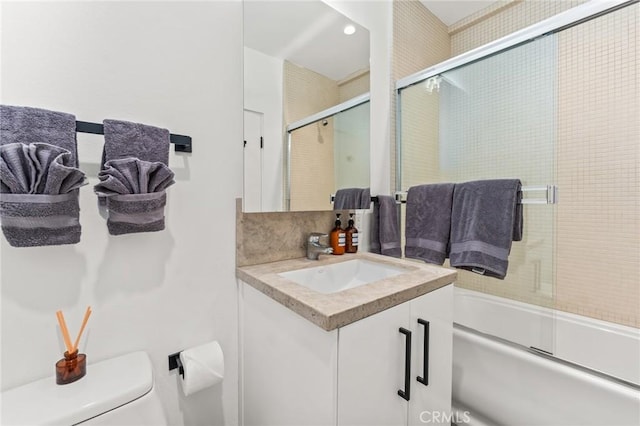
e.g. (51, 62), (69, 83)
(330, 213), (346, 255)
(56, 349), (87, 385)
(345, 213), (359, 253)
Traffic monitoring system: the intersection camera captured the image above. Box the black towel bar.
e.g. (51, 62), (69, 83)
(329, 194), (397, 204)
(75, 120), (192, 153)
(329, 194), (380, 203)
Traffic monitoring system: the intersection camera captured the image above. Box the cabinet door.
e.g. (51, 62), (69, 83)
(241, 282), (338, 426)
(408, 285), (453, 426)
(337, 301), (410, 426)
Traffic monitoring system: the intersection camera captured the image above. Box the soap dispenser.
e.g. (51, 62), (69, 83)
(345, 213), (359, 253)
(330, 213), (346, 255)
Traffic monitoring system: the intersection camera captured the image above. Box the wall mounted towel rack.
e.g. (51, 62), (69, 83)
(330, 194), (379, 204)
(331, 185), (558, 206)
(75, 121), (192, 153)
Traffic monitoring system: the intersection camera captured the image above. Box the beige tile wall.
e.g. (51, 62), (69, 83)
(339, 70), (370, 102)
(392, 0), (451, 190)
(450, 0), (588, 56)
(284, 60), (340, 123)
(555, 4), (639, 327)
(284, 62), (370, 212)
(393, 0), (451, 80)
(284, 61), (339, 211)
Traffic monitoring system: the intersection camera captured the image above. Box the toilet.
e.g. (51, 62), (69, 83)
(1, 351), (168, 425)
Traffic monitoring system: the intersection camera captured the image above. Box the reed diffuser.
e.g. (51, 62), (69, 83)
(55, 306), (91, 385)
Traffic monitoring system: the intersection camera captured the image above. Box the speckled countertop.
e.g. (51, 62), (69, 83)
(236, 252), (457, 331)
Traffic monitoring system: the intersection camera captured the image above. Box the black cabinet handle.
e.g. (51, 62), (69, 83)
(398, 327), (412, 401)
(417, 319), (430, 386)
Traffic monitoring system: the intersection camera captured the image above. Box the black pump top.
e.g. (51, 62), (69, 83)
(335, 213), (342, 227)
(348, 213), (354, 226)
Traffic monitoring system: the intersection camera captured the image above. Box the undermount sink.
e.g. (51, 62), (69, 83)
(278, 259), (408, 294)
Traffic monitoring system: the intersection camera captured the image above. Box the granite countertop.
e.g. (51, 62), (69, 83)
(236, 252), (457, 331)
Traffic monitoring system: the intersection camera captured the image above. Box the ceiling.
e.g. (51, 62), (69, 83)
(243, 1), (369, 81)
(420, 0), (496, 26)
(243, 1), (497, 82)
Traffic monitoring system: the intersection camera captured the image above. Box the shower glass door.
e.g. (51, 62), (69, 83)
(398, 34), (557, 352)
(287, 100), (370, 211)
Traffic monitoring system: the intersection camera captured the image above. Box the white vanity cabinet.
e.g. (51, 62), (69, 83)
(338, 283), (453, 426)
(239, 280), (453, 426)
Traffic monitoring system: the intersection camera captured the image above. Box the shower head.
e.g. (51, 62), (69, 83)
(424, 76), (441, 93)
(425, 74), (465, 93)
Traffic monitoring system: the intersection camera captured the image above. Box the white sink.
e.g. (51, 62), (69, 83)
(278, 259), (407, 294)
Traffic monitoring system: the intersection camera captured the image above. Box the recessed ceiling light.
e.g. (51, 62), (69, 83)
(343, 24), (356, 35)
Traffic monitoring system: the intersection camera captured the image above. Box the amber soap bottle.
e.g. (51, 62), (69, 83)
(345, 213), (359, 253)
(330, 213), (346, 255)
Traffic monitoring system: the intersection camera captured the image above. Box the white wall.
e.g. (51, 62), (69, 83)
(0, 2), (242, 425)
(243, 46), (284, 212)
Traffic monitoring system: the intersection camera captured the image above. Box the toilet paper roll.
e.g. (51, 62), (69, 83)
(178, 341), (224, 396)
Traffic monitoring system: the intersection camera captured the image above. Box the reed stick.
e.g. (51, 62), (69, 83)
(56, 311), (74, 354)
(72, 307), (92, 352)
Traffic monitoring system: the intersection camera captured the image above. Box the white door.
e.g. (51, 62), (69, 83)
(243, 109), (263, 212)
(337, 302), (410, 426)
(408, 285), (453, 426)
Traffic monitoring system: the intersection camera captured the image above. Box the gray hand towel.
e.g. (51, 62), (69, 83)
(0, 143), (86, 194)
(0, 143), (87, 247)
(370, 195), (401, 258)
(94, 158), (175, 235)
(102, 119), (170, 165)
(94, 158), (175, 196)
(333, 187), (371, 210)
(99, 119), (171, 208)
(449, 179), (523, 279)
(404, 183), (455, 265)
(0, 105), (78, 167)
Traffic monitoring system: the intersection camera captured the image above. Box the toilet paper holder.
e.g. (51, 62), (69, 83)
(168, 352), (184, 378)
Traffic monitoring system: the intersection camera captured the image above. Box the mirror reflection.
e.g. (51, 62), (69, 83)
(287, 97), (370, 211)
(243, 0), (370, 212)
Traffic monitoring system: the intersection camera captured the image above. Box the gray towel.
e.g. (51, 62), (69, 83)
(99, 119), (171, 205)
(94, 158), (175, 235)
(333, 187), (371, 210)
(0, 143), (87, 247)
(405, 183), (455, 265)
(0, 105), (78, 167)
(98, 119), (173, 233)
(449, 179), (523, 279)
(102, 119), (170, 166)
(370, 195), (401, 258)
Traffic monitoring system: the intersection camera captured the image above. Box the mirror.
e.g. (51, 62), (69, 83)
(243, 0), (370, 212)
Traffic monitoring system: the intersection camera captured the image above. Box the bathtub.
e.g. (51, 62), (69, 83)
(452, 288), (640, 426)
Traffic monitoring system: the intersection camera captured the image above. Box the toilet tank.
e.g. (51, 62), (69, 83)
(1, 351), (167, 425)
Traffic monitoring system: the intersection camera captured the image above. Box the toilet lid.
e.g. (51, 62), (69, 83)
(1, 351), (153, 426)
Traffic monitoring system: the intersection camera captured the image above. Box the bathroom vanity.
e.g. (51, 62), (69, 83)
(237, 252), (456, 426)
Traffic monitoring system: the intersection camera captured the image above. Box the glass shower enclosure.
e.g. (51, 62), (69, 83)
(396, 0), (639, 357)
(286, 95), (370, 211)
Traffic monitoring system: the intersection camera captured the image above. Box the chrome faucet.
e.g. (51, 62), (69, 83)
(306, 233), (333, 260)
